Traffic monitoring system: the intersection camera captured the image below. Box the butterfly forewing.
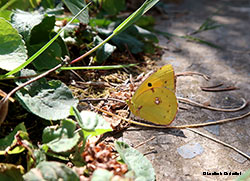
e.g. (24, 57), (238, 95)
(133, 64), (175, 97)
(129, 87), (178, 125)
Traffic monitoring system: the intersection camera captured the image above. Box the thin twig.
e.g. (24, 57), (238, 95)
(186, 128), (250, 160)
(95, 107), (250, 129)
(200, 83), (223, 89)
(177, 97), (247, 112)
(201, 86), (238, 92)
(134, 136), (156, 149)
(70, 70), (85, 82)
(0, 57), (69, 111)
(176, 71), (210, 81)
(80, 97), (126, 104)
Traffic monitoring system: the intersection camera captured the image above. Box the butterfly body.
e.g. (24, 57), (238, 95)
(128, 64), (178, 125)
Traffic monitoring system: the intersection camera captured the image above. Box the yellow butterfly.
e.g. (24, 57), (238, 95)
(128, 64), (178, 125)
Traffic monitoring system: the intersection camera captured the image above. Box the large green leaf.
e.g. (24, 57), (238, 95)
(72, 108), (112, 138)
(0, 18), (27, 71)
(115, 141), (155, 181)
(62, 0), (89, 24)
(23, 161), (79, 181)
(15, 69), (78, 120)
(0, 122), (27, 155)
(11, 10), (44, 43)
(42, 119), (80, 153)
(29, 15), (55, 45)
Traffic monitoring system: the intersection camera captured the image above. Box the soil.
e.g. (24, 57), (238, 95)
(120, 0), (250, 180)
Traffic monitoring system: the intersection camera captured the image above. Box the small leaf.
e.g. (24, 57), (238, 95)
(42, 119), (80, 153)
(93, 36), (116, 64)
(72, 108), (112, 138)
(115, 141), (155, 181)
(15, 69), (78, 120)
(92, 169), (113, 181)
(0, 163), (24, 181)
(23, 161), (79, 181)
(63, 0), (89, 24)
(0, 18), (27, 71)
(0, 122), (27, 155)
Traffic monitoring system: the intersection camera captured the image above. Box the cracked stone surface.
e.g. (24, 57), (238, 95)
(120, 0), (250, 180)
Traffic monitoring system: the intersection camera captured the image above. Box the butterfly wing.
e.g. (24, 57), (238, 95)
(128, 87), (178, 125)
(134, 64), (175, 97)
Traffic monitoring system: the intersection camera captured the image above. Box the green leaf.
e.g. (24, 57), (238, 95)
(93, 35), (116, 64)
(113, 0), (159, 35)
(72, 108), (112, 138)
(29, 41), (61, 71)
(236, 169), (250, 181)
(89, 18), (112, 28)
(115, 141), (155, 181)
(0, 10), (12, 21)
(100, 0), (126, 15)
(42, 119), (80, 153)
(33, 149), (47, 165)
(0, 163), (24, 181)
(11, 10), (45, 43)
(23, 161), (79, 181)
(0, 122), (27, 155)
(0, 18), (27, 71)
(29, 15), (56, 45)
(92, 169), (113, 181)
(112, 32), (144, 54)
(135, 15), (155, 29)
(15, 69), (78, 120)
(62, 0), (89, 24)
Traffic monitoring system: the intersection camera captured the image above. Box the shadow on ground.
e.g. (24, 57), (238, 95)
(120, 0), (250, 180)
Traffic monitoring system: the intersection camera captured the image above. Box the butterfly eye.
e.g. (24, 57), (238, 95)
(148, 82), (152, 87)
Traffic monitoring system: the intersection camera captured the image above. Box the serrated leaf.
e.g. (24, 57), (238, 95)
(0, 163), (24, 181)
(92, 169), (113, 181)
(42, 119), (80, 153)
(115, 141), (155, 181)
(72, 108), (112, 138)
(63, 0), (89, 24)
(93, 36), (116, 64)
(0, 18), (27, 71)
(15, 69), (78, 120)
(23, 161), (79, 181)
(0, 122), (27, 155)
